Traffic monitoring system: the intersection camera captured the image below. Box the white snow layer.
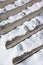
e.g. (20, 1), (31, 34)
(0, 0), (43, 65)
(0, 13), (43, 65)
(0, 29), (43, 65)
(2, 13), (43, 41)
(0, 0), (30, 13)
(0, 1), (43, 25)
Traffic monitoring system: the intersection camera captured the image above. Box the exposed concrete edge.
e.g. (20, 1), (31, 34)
(6, 24), (43, 49)
(0, 0), (17, 8)
(0, 7), (43, 35)
(0, 0), (40, 21)
(13, 44), (43, 65)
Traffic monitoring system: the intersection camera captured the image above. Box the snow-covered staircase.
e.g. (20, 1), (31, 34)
(0, 0), (43, 65)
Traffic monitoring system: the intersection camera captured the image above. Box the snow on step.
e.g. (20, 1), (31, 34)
(0, 1), (43, 26)
(0, 29), (43, 65)
(1, 13), (43, 42)
(0, 0), (30, 13)
(0, 0), (43, 65)
(15, 29), (43, 56)
(17, 49), (43, 65)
